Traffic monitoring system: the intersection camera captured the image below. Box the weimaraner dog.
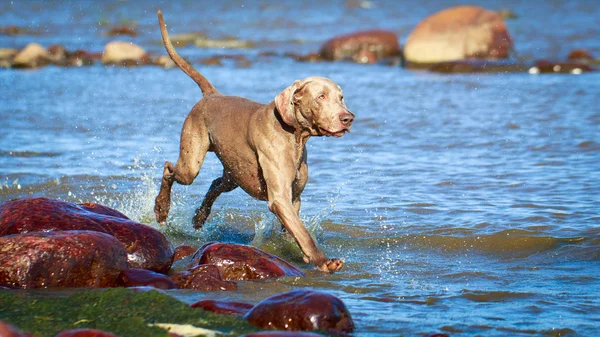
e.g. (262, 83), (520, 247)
(154, 10), (354, 272)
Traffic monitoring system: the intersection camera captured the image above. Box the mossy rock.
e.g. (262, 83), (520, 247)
(0, 288), (256, 337)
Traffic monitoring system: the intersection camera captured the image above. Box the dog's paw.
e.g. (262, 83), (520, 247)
(192, 209), (208, 230)
(319, 258), (344, 272)
(154, 198), (170, 225)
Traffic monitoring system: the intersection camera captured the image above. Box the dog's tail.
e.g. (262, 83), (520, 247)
(157, 10), (219, 96)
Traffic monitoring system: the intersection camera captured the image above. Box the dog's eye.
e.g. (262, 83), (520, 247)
(317, 94), (326, 100)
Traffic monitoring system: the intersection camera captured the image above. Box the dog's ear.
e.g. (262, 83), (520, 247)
(274, 80), (308, 127)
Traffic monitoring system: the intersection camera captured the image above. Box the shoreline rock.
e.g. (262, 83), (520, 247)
(319, 29), (402, 64)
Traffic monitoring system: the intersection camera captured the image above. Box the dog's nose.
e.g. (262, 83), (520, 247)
(339, 112), (354, 126)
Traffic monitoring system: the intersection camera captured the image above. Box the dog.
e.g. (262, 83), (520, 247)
(154, 10), (354, 272)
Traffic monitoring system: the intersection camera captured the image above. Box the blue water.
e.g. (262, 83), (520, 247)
(1, 1), (600, 336)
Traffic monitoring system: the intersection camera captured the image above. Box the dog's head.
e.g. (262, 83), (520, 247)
(275, 76), (354, 137)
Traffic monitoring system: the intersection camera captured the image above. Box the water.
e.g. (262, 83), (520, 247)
(2, 1), (600, 336)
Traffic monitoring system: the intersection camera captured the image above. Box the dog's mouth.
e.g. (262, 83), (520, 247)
(319, 127), (349, 138)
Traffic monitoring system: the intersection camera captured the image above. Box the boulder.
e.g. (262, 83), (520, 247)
(0, 320), (36, 337)
(55, 329), (120, 337)
(428, 60), (528, 73)
(172, 245), (196, 262)
(0, 48), (18, 68)
(0, 230), (128, 289)
(0, 198), (173, 273)
(101, 41), (149, 66)
(567, 49), (596, 63)
(404, 5), (513, 64)
(319, 29), (401, 63)
(12, 43), (52, 69)
(118, 268), (176, 289)
(189, 242), (305, 281)
(47, 44), (68, 65)
(170, 264), (237, 291)
(191, 299), (254, 316)
(244, 289), (354, 333)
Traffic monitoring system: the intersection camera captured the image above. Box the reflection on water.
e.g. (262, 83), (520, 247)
(1, 1), (600, 336)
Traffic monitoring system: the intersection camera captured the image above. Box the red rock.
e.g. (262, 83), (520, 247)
(55, 329), (120, 337)
(530, 60), (593, 74)
(106, 26), (138, 37)
(118, 268), (176, 289)
(405, 5), (513, 64)
(319, 29), (401, 63)
(0, 198), (173, 273)
(244, 289), (354, 333)
(171, 264), (237, 291)
(0, 320), (37, 337)
(240, 332), (325, 337)
(567, 49), (595, 62)
(0, 230), (128, 289)
(172, 245), (196, 262)
(191, 299), (253, 315)
(190, 242), (305, 281)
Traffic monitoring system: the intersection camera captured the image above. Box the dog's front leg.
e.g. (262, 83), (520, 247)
(259, 152), (343, 272)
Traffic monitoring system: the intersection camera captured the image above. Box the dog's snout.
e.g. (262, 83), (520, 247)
(339, 112), (354, 126)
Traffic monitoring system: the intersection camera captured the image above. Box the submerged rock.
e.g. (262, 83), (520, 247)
(101, 41), (149, 66)
(244, 289), (354, 333)
(191, 299), (254, 316)
(55, 329), (120, 337)
(190, 242), (306, 281)
(405, 5), (513, 65)
(170, 264), (237, 291)
(319, 29), (401, 63)
(0, 198), (173, 273)
(0, 230), (128, 289)
(12, 43), (52, 69)
(118, 268), (176, 289)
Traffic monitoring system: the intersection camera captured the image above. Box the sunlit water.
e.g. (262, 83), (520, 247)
(1, 1), (600, 336)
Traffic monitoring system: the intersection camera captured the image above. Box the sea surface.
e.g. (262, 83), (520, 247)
(1, 1), (600, 336)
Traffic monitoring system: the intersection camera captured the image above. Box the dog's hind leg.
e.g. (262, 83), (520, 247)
(192, 174), (238, 229)
(154, 115), (209, 224)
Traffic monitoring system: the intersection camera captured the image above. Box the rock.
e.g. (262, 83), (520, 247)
(319, 29), (401, 63)
(118, 268), (176, 289)
(567, 49), (595, 63)
(190, 242), (305, 281)
(428, 60), (528, 73)
(0, 230), (128, 289)
(55, 329), (120, 337)
(244, 289), (354, 333)
(101, 41), (149, 66)
(240, 332), (325, 337)
(12, 43), (52, 69)
(285, 52), (322, 63)
(173, 245), (196, 262)
(191, 299), (254, 316)
(66, 50), (96, 67)
(0, 48), (18, 68)
(0, 26), (36, 36)
(106, 25), (138, 37)
(47, 44), (68, 65)
(529, 60), (594, 74)
(404, 5), (513, 64)
(0, 320), (37, 337)
(153, 55), (176, 69)
(0, 198), (173, 273)
(170, 264), (237, 291)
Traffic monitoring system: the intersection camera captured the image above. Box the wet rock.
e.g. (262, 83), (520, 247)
(12, 43), (52, 69)
(118, 268), (176, 289)
(0, 320), (37, 337)
(0, 26), (37, 36)
(567, 49), (596, 63)
(199, 56), (223, 66)
(47, 44), (68, 65)
(0, 198), (173, 273)
(153, 55), (176, 69)
(244, 289), (354, 333)
(55, 329), (120, 337)
(170, 264), (237, 291)
(285, 52), (322, 63)
(0, 230), (128, 289)
(405, 5), (513, 65)
(190, 242), (305, 281)
(529, 60), (594, 74)
(173, 245), (196, 262)
(191, 299), (254, 316)
(101, 41), (149, 66)
(240, 332), (325, 337)
(319, 29), (401, 63)
(66, 50), (96, 67)
(428, 60), (528, 73)
(106, 25), (138, 37)
(0, 48), (18, 68)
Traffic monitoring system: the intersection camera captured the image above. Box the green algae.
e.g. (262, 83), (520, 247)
(0, 288), (256, 337)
